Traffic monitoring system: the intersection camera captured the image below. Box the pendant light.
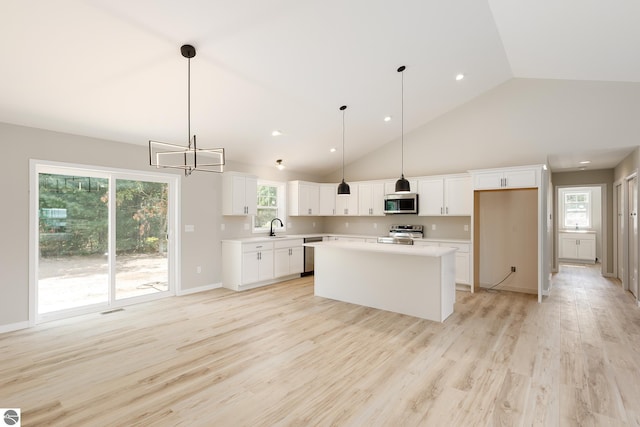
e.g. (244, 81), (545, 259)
(149, 44), (225, 176)
(337, 105), (351, 195)
(395, 65), (410, 193)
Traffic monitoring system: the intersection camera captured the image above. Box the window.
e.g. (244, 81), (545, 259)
(563, 191), (590, 228)
(253, 180), (286, 232)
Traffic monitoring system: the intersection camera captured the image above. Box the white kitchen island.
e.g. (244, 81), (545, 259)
(305, 241), (457, 322)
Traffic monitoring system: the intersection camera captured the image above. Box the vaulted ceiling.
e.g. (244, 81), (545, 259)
(1, 0), (639, 175)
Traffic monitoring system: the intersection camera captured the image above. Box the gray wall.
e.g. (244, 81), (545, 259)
(0, 122), (322, 329)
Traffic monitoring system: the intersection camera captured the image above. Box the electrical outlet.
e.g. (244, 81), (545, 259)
(220, 223), (225, 231)
(511, 266), (516, 272)
(312, 222), (316, 228)
(373, 223), (377, 229)
(431, 224), (436, 231)
(345, 222), (349, 228)
(244, 223), (249, 230)
(197, 266), (202, 274)
(464, 224), (469, 231)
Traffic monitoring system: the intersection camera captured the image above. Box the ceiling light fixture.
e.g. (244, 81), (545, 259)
(276, 159), (285, 170)
(337, 105), (350, 195)
(455, 73), (465, 81)
(272, 130), (283, 136)
(149, 45), (224, 176)
(395, 65), (410, 193)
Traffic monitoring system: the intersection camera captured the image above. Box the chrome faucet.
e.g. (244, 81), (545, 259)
(270, 218), (283, 236)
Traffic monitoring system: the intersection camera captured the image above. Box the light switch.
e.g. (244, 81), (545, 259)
(220, 223), (225, 231)
(185, 224), (195, 232)
(244, 223), (249, 230)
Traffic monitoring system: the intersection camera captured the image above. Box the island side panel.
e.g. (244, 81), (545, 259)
(314, 246), (453, 322)
(440, 251), (456, 321)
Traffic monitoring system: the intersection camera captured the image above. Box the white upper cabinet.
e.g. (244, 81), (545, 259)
(222, 172), (257, 216)
(471, 166), (541, 190)
(417, 174), (471, 216)
(358, 181), (385, 216)
(335, 185), (359, 216)
(288, 181), (320, 216)
(319, 183), (337, 216)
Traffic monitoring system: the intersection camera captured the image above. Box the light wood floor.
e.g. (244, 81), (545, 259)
(1, 264), (639, 426)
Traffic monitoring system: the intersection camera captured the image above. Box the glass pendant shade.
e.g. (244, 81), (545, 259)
(338, 179), (351, 195)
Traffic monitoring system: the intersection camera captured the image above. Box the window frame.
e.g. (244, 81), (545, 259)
(252, 179), (287, 234)
(562, 189), (591, 229)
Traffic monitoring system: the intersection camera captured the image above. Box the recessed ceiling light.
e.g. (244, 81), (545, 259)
(384, 116), (392, 122)
(455, 73), (464, 81)
(271, 130), (282, 136)
(579, 160), (591, 164)
(330, 148), (337, 153)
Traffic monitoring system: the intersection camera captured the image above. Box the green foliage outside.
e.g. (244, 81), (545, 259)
(255, 184), (278, 229)
(39, 174), (167, 257)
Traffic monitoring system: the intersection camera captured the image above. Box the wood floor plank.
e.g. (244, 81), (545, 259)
(1, 263), (639, 426)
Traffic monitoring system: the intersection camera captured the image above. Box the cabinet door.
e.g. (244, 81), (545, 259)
(244, 176), (257, 215)
(319, 184), (336, 216)
(473, 172), (504, 190)
(505, 169), (538, 188)
(300, 183), (319, 215)
(444, 176), (472, 215)
(559, 235), (578, 259)
(455, 252), (470, 284)
(289, 247), (304, 274)
(231, 175), (248, 215)
(371, 182), (385, 216)
(242, 251), (260, 284)
(258, 250), (274, 281)
(336, 189), (358, 215)
(418, 178), (444, 216)
(274, 248), (290, 278)
(577, 238), (596, 261)
(358, 183), (373, 215)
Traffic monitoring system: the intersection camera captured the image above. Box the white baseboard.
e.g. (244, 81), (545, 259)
(176, 282), (222, 296)
(0, 321), (30, 334)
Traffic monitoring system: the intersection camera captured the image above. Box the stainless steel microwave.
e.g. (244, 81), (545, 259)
(384, 193), (418, 214)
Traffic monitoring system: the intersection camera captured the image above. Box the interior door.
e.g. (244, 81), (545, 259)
(616, 183), (624, 281)
(628, 176), (638, 297)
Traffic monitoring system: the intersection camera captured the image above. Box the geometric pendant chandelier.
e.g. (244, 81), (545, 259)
(149, 44), (225, 176)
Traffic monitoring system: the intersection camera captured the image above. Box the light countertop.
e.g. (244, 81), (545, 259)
(304, 240), (457, 257)
(222, 234), (471, 244)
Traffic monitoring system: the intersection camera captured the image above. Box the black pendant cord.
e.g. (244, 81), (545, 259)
(342, 107), (346, 181)
(187, 56), (191, 149)
(400, 67), (404, 178)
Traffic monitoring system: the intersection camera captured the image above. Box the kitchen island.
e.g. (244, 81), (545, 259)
(304, 241), (457, 322)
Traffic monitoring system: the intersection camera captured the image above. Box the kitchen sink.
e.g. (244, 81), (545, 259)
(270, 235), (289, 238)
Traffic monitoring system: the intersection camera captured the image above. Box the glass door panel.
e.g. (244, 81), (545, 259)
(38, 173), (109, 314)
(114, 179), (169, 300)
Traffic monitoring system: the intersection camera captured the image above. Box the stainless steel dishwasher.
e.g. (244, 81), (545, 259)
(303, 236), (323, 276)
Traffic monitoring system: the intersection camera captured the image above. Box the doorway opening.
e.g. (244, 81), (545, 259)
(555, 185), (605, 274)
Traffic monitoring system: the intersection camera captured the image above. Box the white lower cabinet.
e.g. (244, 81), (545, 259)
(413, 240), (472, 291)
(223, 239), (304, 291)
(559, 232), (596, 262)
(274, 239), (304, 277)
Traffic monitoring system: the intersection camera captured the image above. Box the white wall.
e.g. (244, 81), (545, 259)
(324, 78), (640, 182)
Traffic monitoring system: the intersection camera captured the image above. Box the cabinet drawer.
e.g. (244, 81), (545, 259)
(274, 239), (303, 249)
(242, 242), (274, 252)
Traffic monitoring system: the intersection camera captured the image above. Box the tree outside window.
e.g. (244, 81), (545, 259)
(254, 181), (285, 232)
(564, 191), (590, 228)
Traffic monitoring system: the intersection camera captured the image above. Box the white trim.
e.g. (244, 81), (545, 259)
(177, 282), (222, 296)
(30, 159), (180, 324)
(0, 321), (30, 334)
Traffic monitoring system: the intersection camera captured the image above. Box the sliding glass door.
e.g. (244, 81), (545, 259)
(34, 163), (177, 321)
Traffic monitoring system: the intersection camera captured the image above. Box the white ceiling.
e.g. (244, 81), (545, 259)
(1, 0), (639, 175)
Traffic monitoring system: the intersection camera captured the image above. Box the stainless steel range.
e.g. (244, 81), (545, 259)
(377, 224), (423, 245)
